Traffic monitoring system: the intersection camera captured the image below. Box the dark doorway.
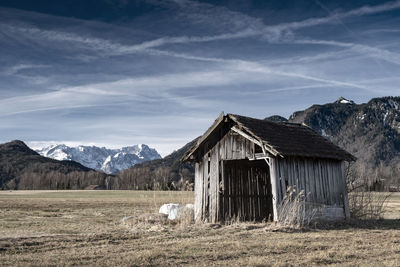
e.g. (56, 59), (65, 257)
(220, 159), (273, 221)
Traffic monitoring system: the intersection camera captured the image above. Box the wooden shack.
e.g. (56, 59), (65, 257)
(182, 113), (356, 223)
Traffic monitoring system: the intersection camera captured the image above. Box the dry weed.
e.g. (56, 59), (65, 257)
(0, 191), (399, 266)
(277, 187), (319, 229)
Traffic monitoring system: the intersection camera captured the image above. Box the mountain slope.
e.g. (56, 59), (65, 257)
(37, 144), (161, 174)
(289, 97), (400, 169)
(115, 138), (199, 190)
(0, 140), (110, 190)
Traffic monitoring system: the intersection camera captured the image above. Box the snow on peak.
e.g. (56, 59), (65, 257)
(36, 144), (161, 174)
(335, 96), (354, 104)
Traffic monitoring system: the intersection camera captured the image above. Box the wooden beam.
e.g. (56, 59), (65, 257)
(231, 126), (281, 158)
(262, 141), (281, 158)
(231, 126), (263, 147)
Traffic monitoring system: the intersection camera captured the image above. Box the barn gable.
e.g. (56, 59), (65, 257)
(184, 113), (355, 162)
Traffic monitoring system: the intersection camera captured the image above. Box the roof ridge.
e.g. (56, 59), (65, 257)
(183, 113), (356, 162)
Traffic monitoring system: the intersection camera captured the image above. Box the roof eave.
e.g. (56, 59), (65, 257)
(182, 112), (225, 162)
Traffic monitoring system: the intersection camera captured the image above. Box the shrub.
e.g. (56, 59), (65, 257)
(348, 191), (390, 219)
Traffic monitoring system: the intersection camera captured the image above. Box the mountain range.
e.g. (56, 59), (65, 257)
(36, 144), (161, 174)
(1, 96), (399, 190)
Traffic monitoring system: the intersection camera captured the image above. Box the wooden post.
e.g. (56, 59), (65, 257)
(269, 157), (279, 221)
(194, 162), (202, 222)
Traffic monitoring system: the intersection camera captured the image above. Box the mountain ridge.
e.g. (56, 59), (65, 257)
(0, 140), (110, 190)
(36, 144), (161, 174)
(289, 96), (400, 169)
(2, 96), (399, 190)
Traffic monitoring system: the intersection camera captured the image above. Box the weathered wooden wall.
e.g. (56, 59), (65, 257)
(194, 130), (350, 223)
(270, 157), (349, 221)
(194, 130), (257, 222)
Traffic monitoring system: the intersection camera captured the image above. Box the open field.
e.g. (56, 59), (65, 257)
(0, 191), (399, 266)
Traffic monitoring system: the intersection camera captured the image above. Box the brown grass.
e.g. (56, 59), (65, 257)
(0, 190), (399, 266)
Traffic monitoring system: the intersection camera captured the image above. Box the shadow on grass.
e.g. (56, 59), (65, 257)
(259, 219), (400, 233)
(312, 218), (400, 231)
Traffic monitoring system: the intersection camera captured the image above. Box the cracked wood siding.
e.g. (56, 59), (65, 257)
(195, 130), (255, 223)
(274, 157), (349, 220)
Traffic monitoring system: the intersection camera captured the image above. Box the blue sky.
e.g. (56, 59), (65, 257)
(1, 0), (400, 156)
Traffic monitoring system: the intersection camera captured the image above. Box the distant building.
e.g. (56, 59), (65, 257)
(183, 113), (355, 223)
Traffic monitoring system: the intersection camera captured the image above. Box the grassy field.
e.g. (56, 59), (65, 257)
(0, 190), (399, 266)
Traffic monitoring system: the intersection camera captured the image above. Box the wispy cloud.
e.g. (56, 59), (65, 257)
(3, 1), (400, 56)
(147, 48), (371, 91)
(0, 63), (49, 76)
(144, 0), (400, 46)
(294, 39), (400, 65)
(0, 58), (374, 118)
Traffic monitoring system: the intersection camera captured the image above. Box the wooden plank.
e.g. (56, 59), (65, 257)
(269, 157), (279, 221)
(320, 160), (326, 204)
(209, 150), (214, 222)
(341, 161), (350, 220)
(330, 163), (337, 205)
(220, 160), (224, 221)
(334, 162), (340, 205)
(223, 134), (228, 160)
(248, 167), (252, 220)
(257, 169), (260, 220)
(292, 159), (297, 191)
(212, 147), (218, 222)
(215, 143), (220, 222)
(298, 160), (303, 193)
(319, 160), (327, 204)
(298, 158), (305, 192)
(194, 163), (201, 221)
(314, 160), (322, 204)
(228, 162), (231, 219)
(293, 159), (299, 192)
(280, 159), (287, 199)
(326, 162), (334, 205)
(287, 158), (292, 189)
(304, 159), (310, 202)
(336, 162), (343, 205)
(203, 154), (208, 221)
(291, 158), (296, 190)
(276, 159), (282, 202)
(306, 159), (314, 202)
(199, 162), (204, 221)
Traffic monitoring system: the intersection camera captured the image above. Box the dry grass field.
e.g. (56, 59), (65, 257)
(0, 190), (399, 266)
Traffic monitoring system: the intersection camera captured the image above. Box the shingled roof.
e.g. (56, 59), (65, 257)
(183, 113), (356, 162)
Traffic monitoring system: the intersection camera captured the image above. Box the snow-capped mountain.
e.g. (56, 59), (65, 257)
(36, 144), (161, 174)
